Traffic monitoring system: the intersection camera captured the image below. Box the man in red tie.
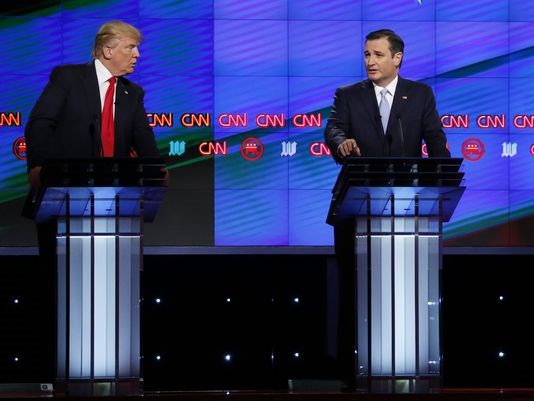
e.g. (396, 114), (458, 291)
(24, 20), (166, 298)
(101, 75), (117, 157)
(25, 20), (161, 188)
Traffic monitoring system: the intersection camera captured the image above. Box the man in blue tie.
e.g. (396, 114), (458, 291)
(325, 28), (449, 159)
(323, 28), (450, 390)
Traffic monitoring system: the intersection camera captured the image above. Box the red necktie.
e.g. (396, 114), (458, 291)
(101, 76), (116, 157)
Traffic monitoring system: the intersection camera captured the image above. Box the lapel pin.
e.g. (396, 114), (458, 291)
(402, 96), (408, 100)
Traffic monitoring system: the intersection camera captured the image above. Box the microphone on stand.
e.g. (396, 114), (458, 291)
(396, 114), (405, 158)
(90, 114), (102, 158)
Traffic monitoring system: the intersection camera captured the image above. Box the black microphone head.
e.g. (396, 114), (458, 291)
(396, 113), (405, 157)
(90, 115), (98, 135)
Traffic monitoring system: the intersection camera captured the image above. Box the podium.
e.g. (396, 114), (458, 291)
(327, 157), (465, 392)
(30, 158), (167, 395)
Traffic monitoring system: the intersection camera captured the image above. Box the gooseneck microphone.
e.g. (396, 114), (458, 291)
(90, 114), (99, 134)
(396, 114), (405, 157)
(90, 114), (102, 158)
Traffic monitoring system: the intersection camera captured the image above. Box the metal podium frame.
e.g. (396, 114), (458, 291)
(327, 157), (465, 392)
(32, 158), (167, 395)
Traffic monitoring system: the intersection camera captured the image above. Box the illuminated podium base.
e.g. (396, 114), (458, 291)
(30, 158), (166, 396)
(56, 215), (142, 395)
(327, 157), (465, 392)
(354, 215), (442, 393)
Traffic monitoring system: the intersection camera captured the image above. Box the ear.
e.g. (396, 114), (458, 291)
(394, 52), (403, 67)
(103, 46), (113, 60)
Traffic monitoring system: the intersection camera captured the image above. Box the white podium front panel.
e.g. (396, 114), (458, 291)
(56, 216), (141, 380)
(356, 216), (441, 378)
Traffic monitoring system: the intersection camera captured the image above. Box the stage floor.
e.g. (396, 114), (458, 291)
(2, 381), (534, 401)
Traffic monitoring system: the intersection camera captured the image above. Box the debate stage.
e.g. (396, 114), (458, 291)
(3, 252), (534, 401)
(2, 382), (534, 401)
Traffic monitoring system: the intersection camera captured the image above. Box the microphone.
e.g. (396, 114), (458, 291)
(376, 114), (382, 125)
(396, 114), (405, 157)
(90, 114), (99, 135)
(90, 114), (102, 157)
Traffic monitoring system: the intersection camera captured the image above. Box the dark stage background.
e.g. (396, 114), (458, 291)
(1, 252), (533, 390)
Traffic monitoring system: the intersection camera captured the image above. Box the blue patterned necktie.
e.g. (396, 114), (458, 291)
(379, 88), (390, 133)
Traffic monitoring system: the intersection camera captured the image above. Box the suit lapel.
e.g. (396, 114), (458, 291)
(82, 61), (103, 156)
(114, 78), (131, 154)
(390, 77), (409, 126)
(361, 80), (383, 135)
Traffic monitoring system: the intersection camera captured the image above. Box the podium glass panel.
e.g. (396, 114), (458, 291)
(56, 216), (141, 381)
(29, 158), (166, 396)
(327, 157), (465, 391)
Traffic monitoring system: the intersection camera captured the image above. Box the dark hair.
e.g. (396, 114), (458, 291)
(365, 29), (404, 56)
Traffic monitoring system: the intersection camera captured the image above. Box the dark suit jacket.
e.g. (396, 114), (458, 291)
(324, 76), (450, 163)
(25, 61), (159, 169)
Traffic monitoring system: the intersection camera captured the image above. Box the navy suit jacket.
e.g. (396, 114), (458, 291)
(25, 61), (159, 169)
(324, 76), (450, 164)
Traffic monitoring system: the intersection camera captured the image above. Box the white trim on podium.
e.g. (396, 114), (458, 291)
(57, 216), (141, 380)
(356, 216), (441, 378)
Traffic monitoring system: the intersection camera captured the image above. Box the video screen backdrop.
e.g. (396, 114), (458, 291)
(1, 0), (534, 248)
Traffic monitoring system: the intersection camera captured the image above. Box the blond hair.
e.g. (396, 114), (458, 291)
(92, 21), (142, 58)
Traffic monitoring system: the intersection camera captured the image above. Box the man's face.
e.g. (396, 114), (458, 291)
(107, 35), (140, 76)
(364, 37), (402, 87)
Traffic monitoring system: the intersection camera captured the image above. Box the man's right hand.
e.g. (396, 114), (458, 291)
(337, 139), (361, 158)
(28, 166), (42, 189)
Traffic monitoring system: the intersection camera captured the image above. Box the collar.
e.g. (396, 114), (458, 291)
(373, 75), (399, 98)
(94, 58), (114, 84)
